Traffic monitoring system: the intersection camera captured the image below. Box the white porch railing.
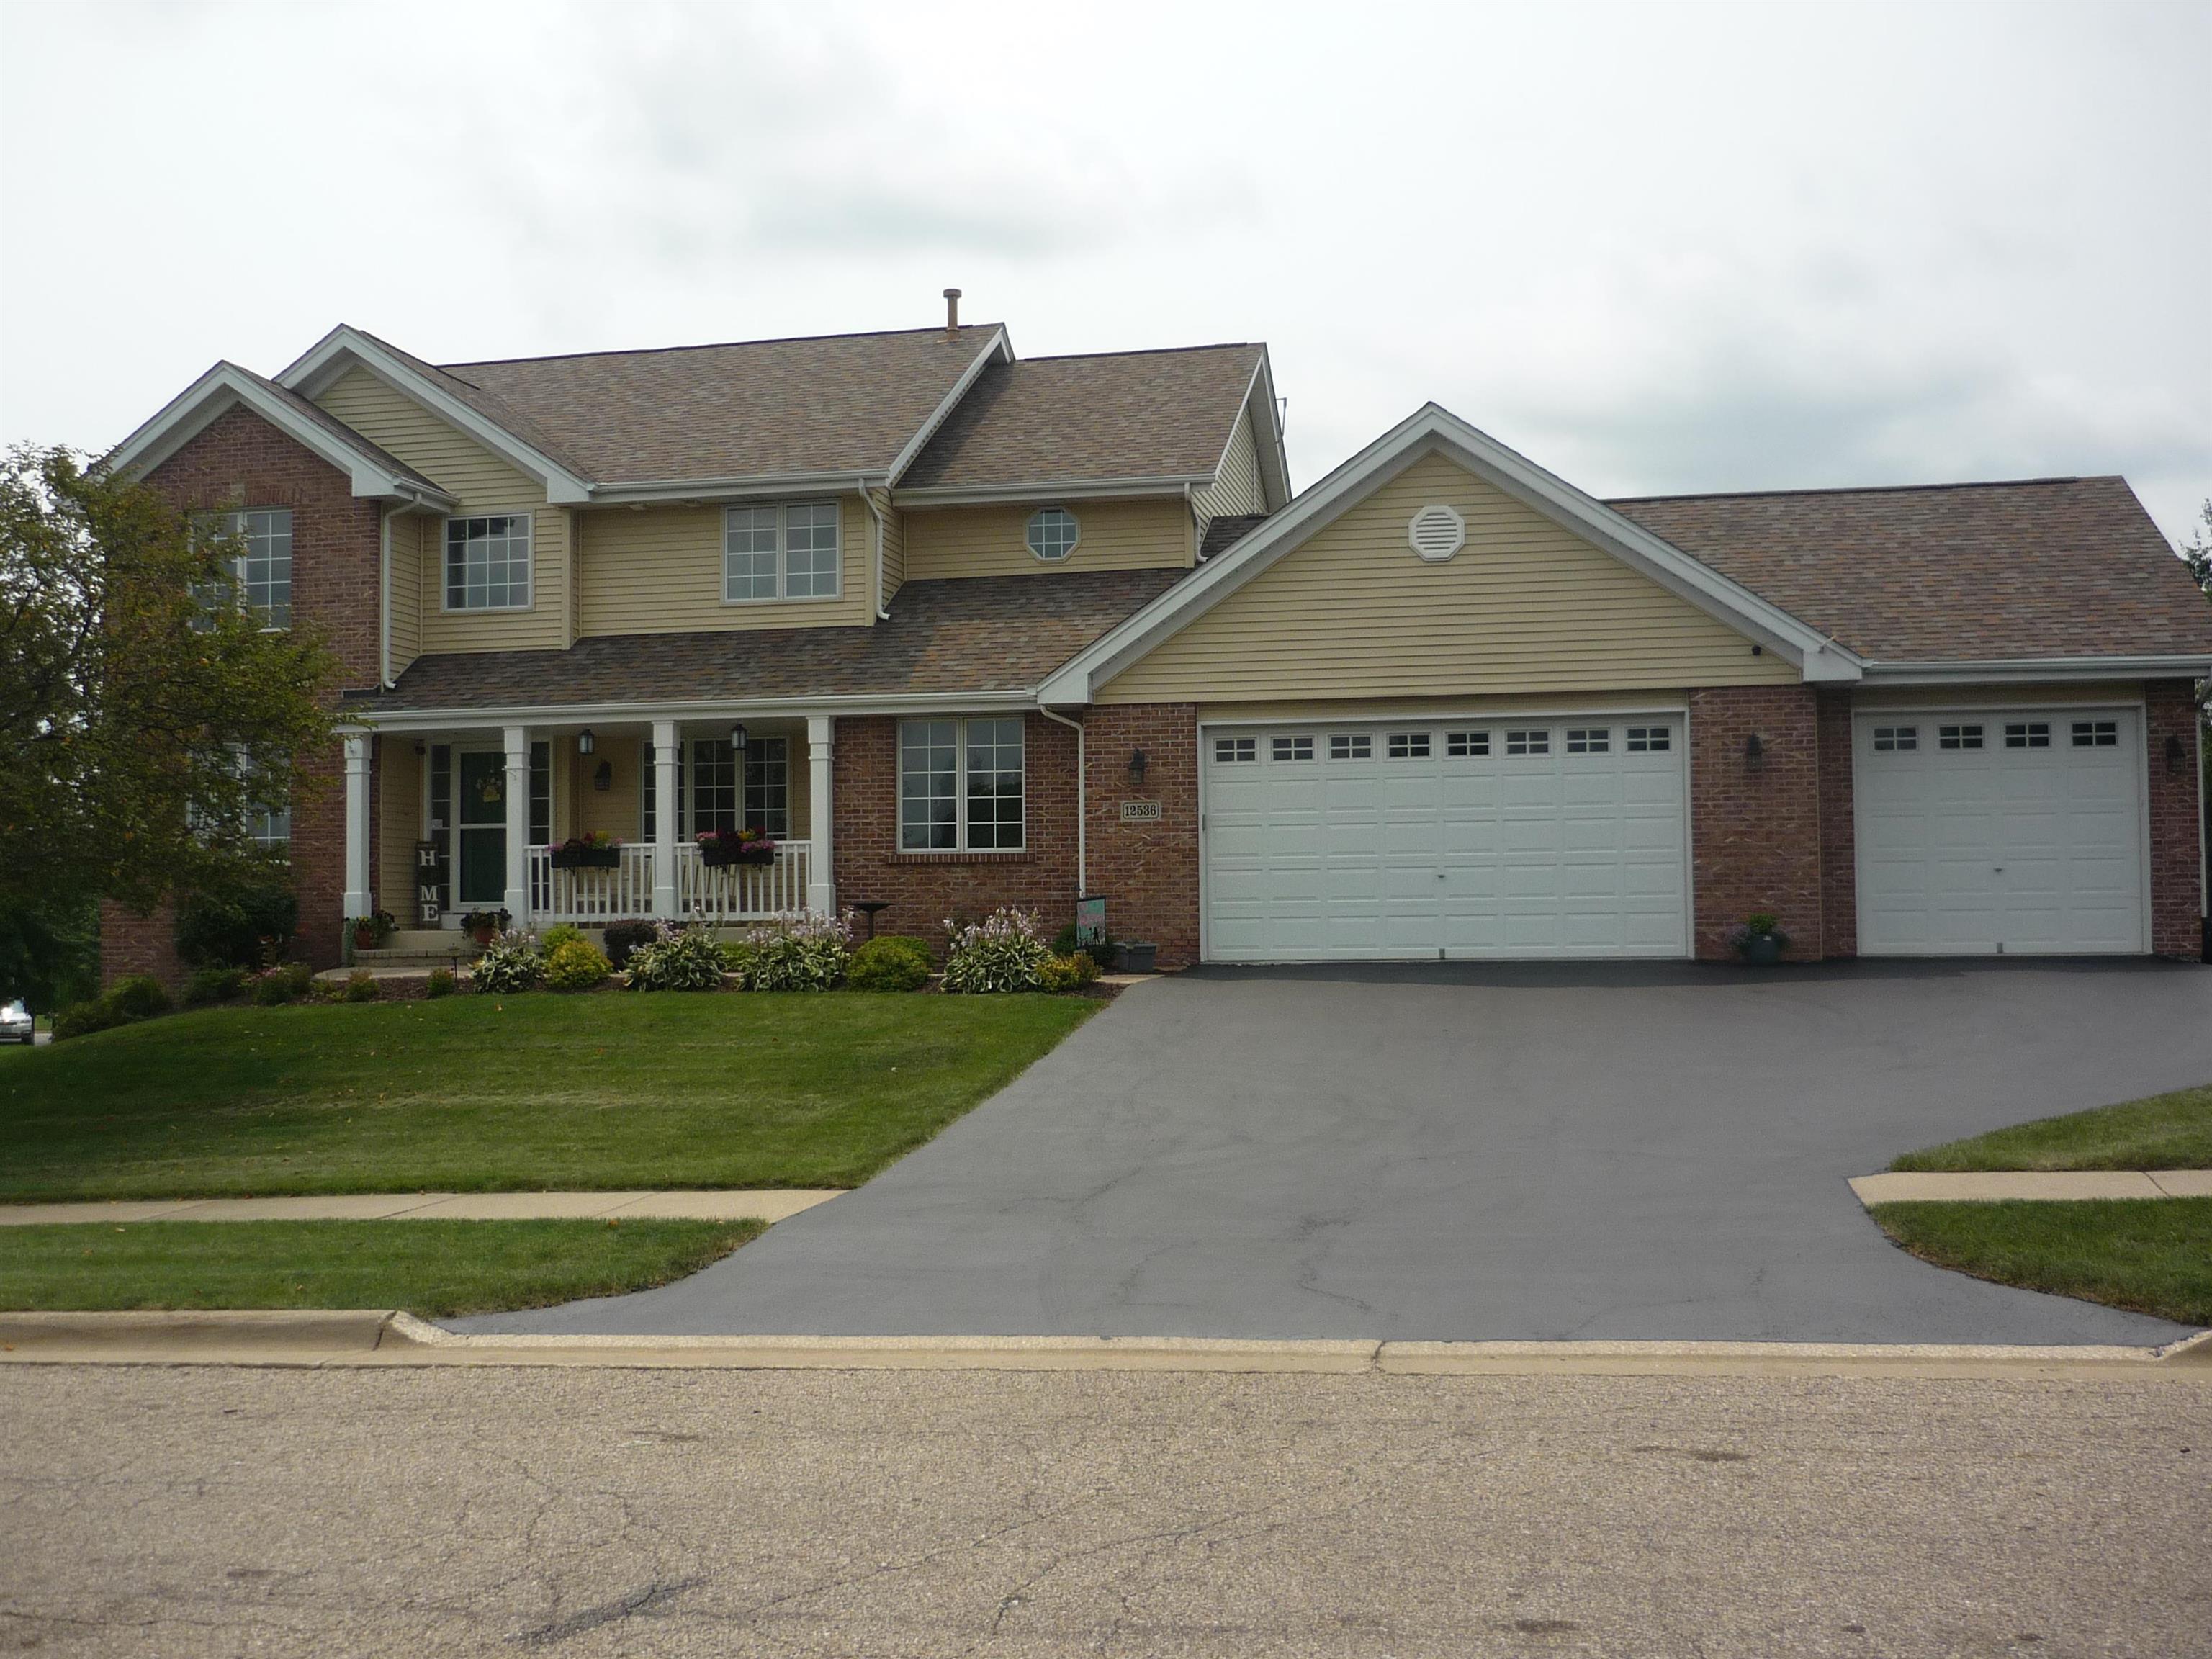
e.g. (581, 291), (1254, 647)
(525, 842), (811, 925)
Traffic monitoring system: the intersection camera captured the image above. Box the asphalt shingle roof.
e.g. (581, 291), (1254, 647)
(1610, 476), (2212, 663)
(898, 346), (1263, 490)
(348, 569), (1192, 712)
(228, 364), (448, 495)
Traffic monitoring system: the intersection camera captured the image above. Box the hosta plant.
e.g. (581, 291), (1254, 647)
(941, 908), (1054, 994)
(624, 922), (729, 991)
(471, 930), (546, 994)
(745, 910), (853, 992)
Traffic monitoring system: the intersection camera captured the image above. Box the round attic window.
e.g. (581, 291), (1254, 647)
(1408, 504), (1466, 562)
(1027, 507), (1080, 562)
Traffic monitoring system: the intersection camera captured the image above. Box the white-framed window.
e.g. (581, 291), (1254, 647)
(2005, 722), (2050, 750)
(445, 514), (532, 610)
(1505, 729), (1549, 756)
(1938, 724), (1984, 751)
(1329, 733), (1372, 760)
(745, 737), (790, 837)
(1626, 726), (1671, 752)
(1565, 727), (1610, 754)
(1214, 737), (1256, 763)
(1447, 730), (1489, 757)
(899, 718), (1024, 851)
(1027, 507), (1079, 562)
(1873, 725), (1917, 752)
(1387, 732), (1431, 759)
(1270, 735), (1314, 761)
(724, 501), (842, 602)
(2071, 719), (2118, 748)
(192, 508), (293, 629)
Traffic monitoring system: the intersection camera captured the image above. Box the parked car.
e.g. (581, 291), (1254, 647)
(1, 1000), (33, 1044)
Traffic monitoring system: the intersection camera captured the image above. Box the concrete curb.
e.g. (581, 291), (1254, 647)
(0, 1190), (845, 1226)
(2, 1311), (2206, 1377)
(1851, 1170), (2212, 1204)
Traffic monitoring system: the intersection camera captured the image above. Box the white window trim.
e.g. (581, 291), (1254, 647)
(1025, 505), (1081, 564)
(192, 507), (295, 632)
(441, 511), (536, 613)
(897, 716), (1026, 853)
(724, 500), (844, 605)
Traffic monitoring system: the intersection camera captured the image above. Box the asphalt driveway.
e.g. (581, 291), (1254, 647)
(464, 961), (2212, 1344)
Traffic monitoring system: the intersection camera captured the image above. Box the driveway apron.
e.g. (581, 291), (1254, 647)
(460, 961), (2212, 1343)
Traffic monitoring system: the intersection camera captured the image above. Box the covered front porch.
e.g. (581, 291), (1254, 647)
(341, 714), (837, 930)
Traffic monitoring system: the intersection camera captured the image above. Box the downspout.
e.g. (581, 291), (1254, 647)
(1038, 705), (1085, 894)
(860, 477), (889, 621)
(378, 505), (393, 688)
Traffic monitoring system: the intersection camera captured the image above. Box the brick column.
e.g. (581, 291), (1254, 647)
(2144, 678), (2206, 960)
(1689, 685), (1824, 961)
(1082, 704), (1200, 967)
(1815, 688), (1857, 958)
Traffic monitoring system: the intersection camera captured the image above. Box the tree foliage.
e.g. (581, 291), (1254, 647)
(2181, 499), (2212, 600)
(0, 444), (338, 999)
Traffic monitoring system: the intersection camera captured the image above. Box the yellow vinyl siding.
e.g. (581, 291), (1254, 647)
(375, 739), (421, 918)
(1100, 450), (1797, 703)
(385, 511), (426, 678)
(1191, 408), (1264, 520)
(875, 489), (906, 605)
(313, 367), (570, 653)
(903, 495), (1192, 580)
(1195, 691), (1691, 727)
(575, 727), (813, 841)
(577, 495), (874, 637)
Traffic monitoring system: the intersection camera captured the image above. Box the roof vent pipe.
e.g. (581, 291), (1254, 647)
(943, 288), (961, 335)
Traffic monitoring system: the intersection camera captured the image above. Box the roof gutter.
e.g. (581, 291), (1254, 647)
(1858, 655), (2212, 685)
(894, 475), (1213, 508)
(1038, 706), (1085, 892)
(343, 688), (1043, 732)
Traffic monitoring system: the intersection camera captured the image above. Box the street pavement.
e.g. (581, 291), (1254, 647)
(3, 1362), (2206, 1657)
(464, 960), (2212, 1344)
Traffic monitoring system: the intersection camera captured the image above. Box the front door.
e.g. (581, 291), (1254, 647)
(456, 751), (507, 907)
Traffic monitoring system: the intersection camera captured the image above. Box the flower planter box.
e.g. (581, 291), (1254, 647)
(549, 845), (622, 870)
(698, 841), (778, 868)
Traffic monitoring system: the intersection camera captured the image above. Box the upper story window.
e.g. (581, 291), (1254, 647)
(1026, 507), (1079, 562)
(726, 501), (840, 602)
(195, 508), (292, 629)
(445, 514), (532, 611)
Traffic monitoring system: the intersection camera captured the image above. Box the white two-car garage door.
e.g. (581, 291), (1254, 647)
(1202, 716), (1688, 961)
(1855, 709), (2146, 954)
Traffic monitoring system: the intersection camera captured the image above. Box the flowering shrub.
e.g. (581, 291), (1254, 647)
(543, 937), (612, 992)
(471, 930), (546, 993)
(941, 908), (1054, 993)
(745, 910), (853, 992)
(624, 922), (729, 991)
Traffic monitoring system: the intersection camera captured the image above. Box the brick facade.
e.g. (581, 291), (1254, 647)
(1082, 703), (1201, 967)
(102, 406), (382, 986)
(830, 713), (1082, 952)
(1814, 688), (1858, 958)
(2144, 677), (2207, 960)
(1688, 684), (1825, 961)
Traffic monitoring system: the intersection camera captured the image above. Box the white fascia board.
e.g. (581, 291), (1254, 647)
(1246, 349), (1292, 510)
(1858, 655), (2212, 686)
(894, 475), (1211, 508)
(104, 364), (457, 510)
(1038, 403), (1865, 704)
(883, 328), (1015, 487)
(349, 688), (1038, 732)
(276, 326), (595, 504)
(589, 473), (886, 506)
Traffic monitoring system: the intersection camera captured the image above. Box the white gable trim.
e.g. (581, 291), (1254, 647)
(277, 325), (596, 504)
(1244, 349), (1292, 511)
(104, 362), (458, 511)
(1038, 403), (1863, 703)
(884, 328), (1015, 487)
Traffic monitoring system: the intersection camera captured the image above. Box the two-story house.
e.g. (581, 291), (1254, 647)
(101, 297), (2210, 979)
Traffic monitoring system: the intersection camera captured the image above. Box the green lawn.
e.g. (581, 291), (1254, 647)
(1869, 1199), (2212, 1328)
(0, 1217), (760, 1316)
(0, 994), (1094, 1200)
(1891, 1082), (2212, 1172)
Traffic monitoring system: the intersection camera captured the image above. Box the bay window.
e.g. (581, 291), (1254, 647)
(899, 717), (1024, 851)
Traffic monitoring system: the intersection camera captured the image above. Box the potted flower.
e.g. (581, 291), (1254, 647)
(459, 908), (511, 945)
(1732, 912), (1790, 966)
(697, 827), (778, 868)
(349, 911), (397, 953)
(549, 831), (622, 870)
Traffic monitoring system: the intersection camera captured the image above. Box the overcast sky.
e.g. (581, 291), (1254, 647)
(3, 1), (2206, 540)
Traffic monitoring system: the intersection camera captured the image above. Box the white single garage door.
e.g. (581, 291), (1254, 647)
(1202, 716), (1689, 961)
(1855, 709), (2146, 955)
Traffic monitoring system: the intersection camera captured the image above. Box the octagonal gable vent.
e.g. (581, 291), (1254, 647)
(1408, 503), (1466, 562)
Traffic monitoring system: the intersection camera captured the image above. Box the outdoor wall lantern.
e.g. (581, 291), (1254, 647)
(2167, 733), (2187, 775)
(729, 723), (749, 753)
(593, 760), (613, 792)
(1128, 747), (1148, 784)
(577, 728), (595, 755)
(1744, 732), (1766, 772)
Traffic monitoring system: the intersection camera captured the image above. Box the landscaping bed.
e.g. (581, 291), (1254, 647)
(0, 1217), (762, 1317)
(1869, 1198), (2212, 1328)
(1891, 1082), (2212, 1172)
(0, 993), (1094, 1200)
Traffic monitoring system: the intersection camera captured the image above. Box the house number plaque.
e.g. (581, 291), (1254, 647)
(1118, 800), (1162, 823)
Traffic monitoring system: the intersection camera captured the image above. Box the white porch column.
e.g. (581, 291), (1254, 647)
(806, 714), (836, 916)
(651, 719), (680, 919)
(502, 724), (531, 926)
(341, 733), (372, 921)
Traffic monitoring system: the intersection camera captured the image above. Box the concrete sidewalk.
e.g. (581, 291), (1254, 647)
(1851, 1170), (2212, 1204)
(0, 1190), (843, 1226)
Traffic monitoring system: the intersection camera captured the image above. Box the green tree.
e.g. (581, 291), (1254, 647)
(2182, 499), (2212, 598)
(0, 445), (338, 1002)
